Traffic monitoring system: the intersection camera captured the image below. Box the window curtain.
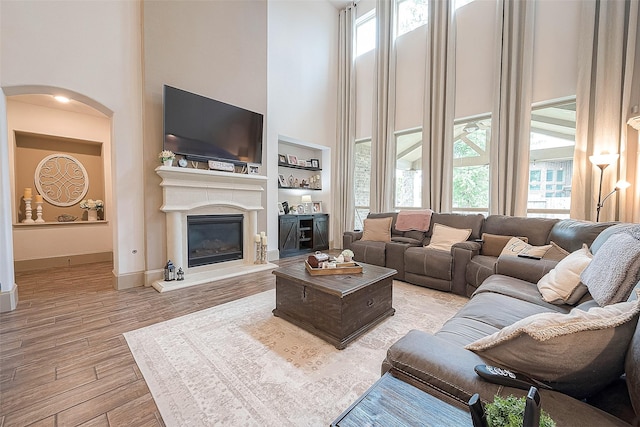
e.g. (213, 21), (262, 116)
(421, 0), (456, 213)
(489, 0), (535, 216)
(370, 0), (396, 213)
(571, 0), (639, 222)
(334, 4), (357, 246)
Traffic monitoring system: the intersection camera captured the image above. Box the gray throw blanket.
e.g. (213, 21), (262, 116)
(581, 226), (640, 306)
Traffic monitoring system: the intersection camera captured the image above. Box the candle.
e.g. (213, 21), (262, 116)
(260, 231), (266, 238)
(24, 188), (32, 199)
(254, 234), (260, 243)
(35, 194), (43, 203)
(261, 235), (267, 245)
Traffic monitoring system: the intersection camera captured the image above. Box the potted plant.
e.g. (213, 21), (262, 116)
(341, 249), (354, 262)
(79, 199), (104, 222)
(484, 394), (555, 427)
(159, 150), (175, 166)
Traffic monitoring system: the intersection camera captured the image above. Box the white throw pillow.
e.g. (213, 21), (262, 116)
(426, 223), (471, 252)
(537, 244), (592, 305)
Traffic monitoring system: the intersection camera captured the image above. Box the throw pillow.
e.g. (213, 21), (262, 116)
(500, 237), (551, 258)
(537, 244), (592, 305)
(361, 217), (393, 242)
(581, 226), (640, 306)
(480, 234), (527, 257)
(465, 290), (640, 399)
(542, 241), (570, 262)
(426, 223), (472, 252)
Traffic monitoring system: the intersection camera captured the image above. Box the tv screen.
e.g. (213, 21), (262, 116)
(163, 85), (263, 165)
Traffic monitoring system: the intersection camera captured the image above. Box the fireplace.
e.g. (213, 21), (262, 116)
(153, 166), (276, 293)
(187, 214), (243, 267)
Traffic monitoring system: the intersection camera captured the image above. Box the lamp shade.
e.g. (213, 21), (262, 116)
(615, 180), (631, 190)
(589, 153), (619, 168)
(301, 195), (312, 203)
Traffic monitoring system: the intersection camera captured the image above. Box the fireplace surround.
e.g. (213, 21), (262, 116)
(152, 166), (275, 292)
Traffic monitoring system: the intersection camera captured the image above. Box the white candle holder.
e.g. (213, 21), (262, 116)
(35, 201), (45, 223)
(254, 241), (262, 264)
(260, 242), (267, 264)
(22, 198), (34, 223)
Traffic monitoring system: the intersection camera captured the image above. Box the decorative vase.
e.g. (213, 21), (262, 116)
(163, 159), (173, 167)
(87, 209), (98, 222)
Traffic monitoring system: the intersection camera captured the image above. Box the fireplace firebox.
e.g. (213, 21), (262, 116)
(187, 214), (243, 268)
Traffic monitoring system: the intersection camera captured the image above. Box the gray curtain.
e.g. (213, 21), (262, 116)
(489, 0), (535, 216)
(370, 0), (396, 213)
(572, 0), (639, 222)
(334, 4), (357, 247)
(422, 0), (456, 213)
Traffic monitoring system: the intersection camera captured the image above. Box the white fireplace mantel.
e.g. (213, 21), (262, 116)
(152, 166), (276, 292)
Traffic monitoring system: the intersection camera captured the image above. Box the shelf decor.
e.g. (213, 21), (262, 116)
(79, 198), (104, 221)
(159, 150), (175, 166)
(35, 154), (89, 207)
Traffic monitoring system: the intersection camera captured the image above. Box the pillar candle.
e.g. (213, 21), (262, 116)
(254, 234), (261, 242)
(35, 194), (43, 203)
(260, 231), (266, 238)
(24, 188), (32, 199)
(261, 235), (267, 245)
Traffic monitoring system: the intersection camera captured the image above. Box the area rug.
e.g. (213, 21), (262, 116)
(124, 281), (467, 426)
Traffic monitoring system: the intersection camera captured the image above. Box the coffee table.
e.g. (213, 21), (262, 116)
(331, 372), (472, 426)
(272, 262), (397, 349)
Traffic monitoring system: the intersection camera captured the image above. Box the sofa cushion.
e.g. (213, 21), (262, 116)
(426, 223), (471, 252)
(466, 255), (497, 289)
(499, 237), (551, 258)
(483, 215), (558, 246)
(465, 291), (640, 399)
(537, 244), (592, 305)
(582, 226), (640, 306)
(361, 217), (393, 242)
(480, 233), (527, 257)
(351, 240), (386, 266)
(405, 246), (453, 281)
(429, 213), (485, 240)
(625, 284), (640, 418)
(549, 219), (616, 253)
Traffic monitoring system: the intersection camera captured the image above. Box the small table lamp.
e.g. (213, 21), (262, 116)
(301, 195), (312, 214)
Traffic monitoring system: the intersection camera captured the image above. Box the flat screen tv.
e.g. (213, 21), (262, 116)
(163, 85), (263, 165)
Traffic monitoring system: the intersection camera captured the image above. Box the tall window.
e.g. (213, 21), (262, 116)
(527, 99), (576, 218)
(452, 116), (491, 214)
(354, 139), (372, 229)
(396, 0), (428, 37)
(395, 129), (423, 209)
(356, 10), (376, 57)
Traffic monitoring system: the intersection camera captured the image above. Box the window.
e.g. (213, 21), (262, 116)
(396, 0), (428, 37)
(354, 139), (372, 229)
(527, 99), (576, 218)
(395, 129), (423, 209)
(452, 116), (491, 214)
(356, 10), (376, 57)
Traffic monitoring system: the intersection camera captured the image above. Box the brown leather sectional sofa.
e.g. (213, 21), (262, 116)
(343, 214), (640, 425)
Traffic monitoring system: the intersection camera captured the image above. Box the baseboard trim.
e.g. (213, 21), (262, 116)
(14, 252), (113, 272)
(113, 270), (145, 290)
(0, 283), (18, 312)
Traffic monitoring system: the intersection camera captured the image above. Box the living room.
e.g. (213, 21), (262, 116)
(1, 0), (640, 425)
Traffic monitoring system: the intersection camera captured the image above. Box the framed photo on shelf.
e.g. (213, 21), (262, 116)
(312, 201), (322, 213)
(287, 154), (298, 165)
(278, 174), (288, 187)
(297, 159), (307, 167)
(277, 202), (285, 215)
(278, 154), (287, 164)
(310, 159), (320, 168)
(247, 164), (260, 175)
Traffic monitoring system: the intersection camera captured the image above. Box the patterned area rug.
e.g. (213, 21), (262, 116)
(124, 281), (467, 426)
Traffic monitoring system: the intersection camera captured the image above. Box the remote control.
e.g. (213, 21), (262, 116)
(474, 365), (552, 390)
(517, 253), (542, 260)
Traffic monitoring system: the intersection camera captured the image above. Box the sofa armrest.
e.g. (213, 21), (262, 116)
(343, 231), (363, 250)
(496, 255), (557, 284)
(450, 241), (481, 296)
(383, 330), (630, 427)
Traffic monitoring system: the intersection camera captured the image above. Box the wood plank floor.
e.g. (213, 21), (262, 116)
(0, 256), (307, 426)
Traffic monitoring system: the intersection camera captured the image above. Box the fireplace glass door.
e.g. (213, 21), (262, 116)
(187, 214), (243, 267)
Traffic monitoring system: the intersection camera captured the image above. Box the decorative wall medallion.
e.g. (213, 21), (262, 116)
(35, 154), (89, 207)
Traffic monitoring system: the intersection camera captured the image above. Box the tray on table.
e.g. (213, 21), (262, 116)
(304, 260), (363, 275)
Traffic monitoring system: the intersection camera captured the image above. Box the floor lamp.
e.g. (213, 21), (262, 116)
(588, 153), (621, 222)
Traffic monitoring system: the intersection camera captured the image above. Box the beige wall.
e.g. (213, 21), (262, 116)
(142, 0), (268, 276)
(7, 99), (113, 261)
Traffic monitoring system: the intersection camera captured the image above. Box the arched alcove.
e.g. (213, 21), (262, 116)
(2, 85), (115, 279)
